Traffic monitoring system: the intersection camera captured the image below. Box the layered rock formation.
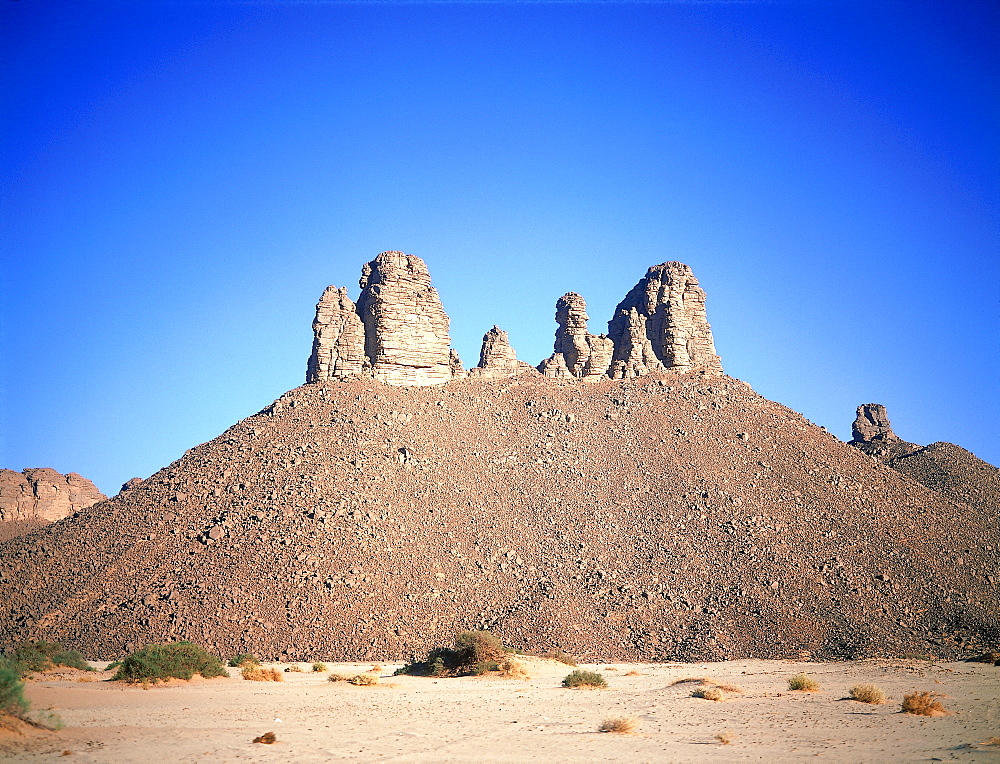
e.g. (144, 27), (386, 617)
(306, 252), (457, 387)
(0, 468), (106, 541)
(306, 286), (368, 381)
(468, 326), (535, 379)
(608, 262), (723, 378)
(538, 293), (614, 379)
(852, 404), (899, 443)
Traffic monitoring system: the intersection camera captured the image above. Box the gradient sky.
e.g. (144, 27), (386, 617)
(2, 0), (997, 496)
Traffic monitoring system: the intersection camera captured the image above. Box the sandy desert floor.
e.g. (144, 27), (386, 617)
(2, 657), (998, 762)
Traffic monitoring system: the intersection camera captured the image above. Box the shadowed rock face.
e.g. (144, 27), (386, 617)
(608, 262), (722, 378)
(852, 404), (899, 443)
(0, 469), (106, 541)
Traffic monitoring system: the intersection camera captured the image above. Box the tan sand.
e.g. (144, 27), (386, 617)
(3, 658), (998, 762)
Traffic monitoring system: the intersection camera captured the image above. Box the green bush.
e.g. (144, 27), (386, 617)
(788, 673), (819, 692)
(0, 663), (29, 718)
(395, 631), (510, 677)
(228, 654), (259, 668)
(312, 662), (327, 672)
(111, 642), (227, 683)
(562, 670), (607, 689)
(3, 641), (91, 675)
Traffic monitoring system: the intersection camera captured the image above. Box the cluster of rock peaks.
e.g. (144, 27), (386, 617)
(308, 253), (723, 387)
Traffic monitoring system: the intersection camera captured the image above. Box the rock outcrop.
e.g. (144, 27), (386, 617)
(468, 326), (526, 379)
(306, 286), (368, 382)
(0, 468), (105, 525)
(848, 405), (998, 515)
(852, 404), (899, 443)
(608, 262), (722, 378)
(306, 252), (457, 387)
(538, 293), (614, 379)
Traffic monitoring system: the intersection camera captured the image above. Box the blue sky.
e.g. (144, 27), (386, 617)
(2, 0), (997, 495)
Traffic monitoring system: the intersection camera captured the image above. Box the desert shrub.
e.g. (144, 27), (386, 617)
(625, 670), (642, 677)
(562, 670), (607, 689)
(348, 673), (378, 686)
(253, 731), (276, 744)
(901, 691), (948, 717)
(497, 658), (529, 679)
(471, 660), (499, 675)
(598, 716), (637, 734)
(111, 642), (227, 683)
(849, 684), (886, 704)
(715, 732), (733, 745)
(327, 672), (353, 682)
(284, 664), (304, 673)
(0, 663), (29, 718)
(692, 686), (725, 701)
(242, 665), (282, 682)
(670, 677), (708, 686)
(370, 664), (384, 673)
(714, 682), (744, 693)
(228, 654), (258, 668)
(543, 650), (578, 666)
(4, 641), (91, 675)
(788, 673), (819, 692)
(312, 662), (327, 673)
(395, 630), (510, 677)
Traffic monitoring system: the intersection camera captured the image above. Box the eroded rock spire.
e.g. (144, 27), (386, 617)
(538, 292), (613, 379)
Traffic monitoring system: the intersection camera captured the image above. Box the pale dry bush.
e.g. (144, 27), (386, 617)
(670, 677), (708, 686)
(715, 732), (733, 745)
(369, 664), (384, 674)
(327, 672), (354, 683)
(625, 671), (642, 677)
(242, 666), (282, 682)
(348, 673), (378, 686)
(692, 686), (725, 702)
(901, 691), (948, 717)
(598, 716), (637, 734)
(713, 682), (743, 693)
(788, 673), (819, 692)
(497, 658), (529, 679)
(284, 664), (304, 673)
(849, 684), (886, 704)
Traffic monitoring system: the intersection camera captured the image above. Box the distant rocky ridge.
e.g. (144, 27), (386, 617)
(0, 468), (106, 542)
(309, 254), (723, 386)
(849, 403), (998, 516)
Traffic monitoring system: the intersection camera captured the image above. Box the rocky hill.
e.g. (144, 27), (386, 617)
(0, 253), (996, 662)
(849, 404), (998, 515)
(0, 468), (106, 542)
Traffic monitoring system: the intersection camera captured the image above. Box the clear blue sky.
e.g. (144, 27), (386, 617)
(2, 0), (997, 495)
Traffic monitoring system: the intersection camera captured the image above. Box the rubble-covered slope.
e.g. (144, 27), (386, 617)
(1, 373), (996, 662)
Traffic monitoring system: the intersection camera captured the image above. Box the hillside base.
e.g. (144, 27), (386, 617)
(3, 658), (997, 762)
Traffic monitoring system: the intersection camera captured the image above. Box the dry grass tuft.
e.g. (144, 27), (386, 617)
(692, 686), (725, 702)
(241, 666), (282, 682)
(348, 673), (378, 686)
(542, 650), (578, 666)
(788, 673), (819, 692)
(598, 716), (637, 734)
(849, 684), (886, 704)
(252, 731), (276, 744)
(497, 658), (530, 679)
(604, 667), (619, 671)
(311, 662), (327, 673)
(625, 671), (642, 677)
(713, 682), (743, 693)
(284, 664), (304, 673)
(715, 732), (733, 745)
(670, 677), (708, 686)
(981, 737), (1000, 746)
(901, 691), (949, 717)
(369, 664), (384, 673)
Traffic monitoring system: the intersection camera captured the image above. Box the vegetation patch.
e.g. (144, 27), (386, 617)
(111, 642), (227, 683)
(242, 665), (283, 682)
(849, 684), (886, 704)
(2, 641), (91, 676)
(692, 686), (725, 701)
(901, 691), (949, 717)
(542, 650), (578, 666)
(562, 670), (607, 689)
(284, 664), (304, 673)
(788, 673), (820, 692)
(228, 654), (258, 668)
(348, 673), (378, 686)
(395, 630), (510, 677)
(312, 662), (327, 673)
(598, 716), (637, 734)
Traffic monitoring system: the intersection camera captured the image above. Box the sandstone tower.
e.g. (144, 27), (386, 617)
(307, 252), (456, 387)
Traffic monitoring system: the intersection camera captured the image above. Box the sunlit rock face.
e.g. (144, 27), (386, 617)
(0, 468), (105, 523)
(539, 292), (614, 380)
(608, 262), (723, 378)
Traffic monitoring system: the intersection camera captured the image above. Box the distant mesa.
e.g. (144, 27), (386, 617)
(0, 468), (106, 542)
(307, 253), (723, 387)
